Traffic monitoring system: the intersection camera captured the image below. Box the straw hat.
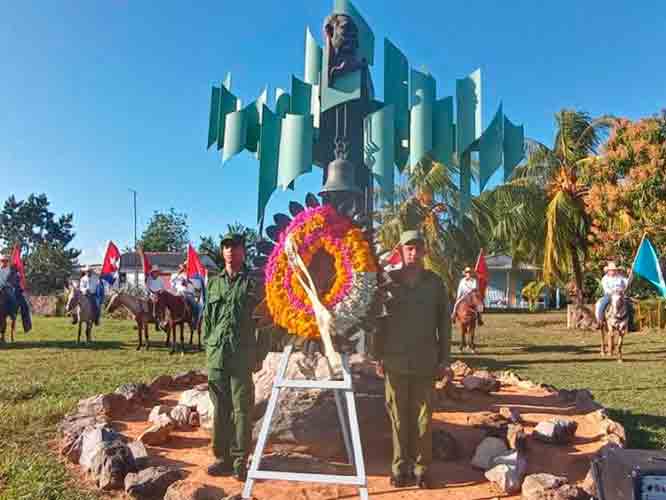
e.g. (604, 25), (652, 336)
(463, 266), (474, 274)
(604, 261), (621, 272)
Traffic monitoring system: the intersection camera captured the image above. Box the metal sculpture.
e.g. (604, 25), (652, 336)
(207, 0), (525, 226)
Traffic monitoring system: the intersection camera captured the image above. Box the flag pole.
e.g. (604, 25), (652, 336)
(627, 231), (648, 289)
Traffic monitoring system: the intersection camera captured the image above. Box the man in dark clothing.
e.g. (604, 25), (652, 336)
(204, 233), (270, 481)
(372, 230), (451, 489)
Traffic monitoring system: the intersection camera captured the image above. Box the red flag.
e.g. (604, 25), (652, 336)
(186, 244), (207, 280)
(137, 246), (152, 280)
(100, 241), (121, 285)
(475, 249), (489, 300)
(10, 244), (26, 290)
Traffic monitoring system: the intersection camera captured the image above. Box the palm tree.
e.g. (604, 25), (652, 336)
(487, 109), (614, 304)
(199, 222), (259, 270)
(374, 156), (494, 295)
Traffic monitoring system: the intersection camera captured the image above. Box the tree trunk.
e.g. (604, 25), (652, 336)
(571, 246), (584, 307)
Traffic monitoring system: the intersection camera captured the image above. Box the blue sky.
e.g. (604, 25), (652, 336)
(1, 0), (664, 264)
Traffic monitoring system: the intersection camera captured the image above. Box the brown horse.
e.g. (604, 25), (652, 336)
(601, 292), (629, 362)
(106, 291), (161, 350)
(155, 290), (200, 354)
(65, 286), (95, 344)
(453, 290), (484, 353)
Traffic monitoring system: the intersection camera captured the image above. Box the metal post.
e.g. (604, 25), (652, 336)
(129, 189), (138, 286)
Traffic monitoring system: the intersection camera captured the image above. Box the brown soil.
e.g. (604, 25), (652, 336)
(90, 381), (606, 500)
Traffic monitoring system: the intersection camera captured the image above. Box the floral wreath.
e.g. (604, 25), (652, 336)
(264, 204), (378, 339)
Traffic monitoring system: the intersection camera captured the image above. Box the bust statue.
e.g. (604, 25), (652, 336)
(323, 13), (365, 83)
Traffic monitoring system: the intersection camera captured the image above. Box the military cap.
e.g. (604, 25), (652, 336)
(221, 232), (245, 247)
(398, 230), (424, 246)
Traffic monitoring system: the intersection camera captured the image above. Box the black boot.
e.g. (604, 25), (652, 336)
(390, 472), (412, 488)
(207, 460), (233, 477)
(415, 472), (434, 489)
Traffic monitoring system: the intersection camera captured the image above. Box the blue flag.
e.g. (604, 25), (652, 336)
(631, 236), (666, 297)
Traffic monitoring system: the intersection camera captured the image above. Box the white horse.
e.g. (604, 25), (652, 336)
(65, 286), (95, 344)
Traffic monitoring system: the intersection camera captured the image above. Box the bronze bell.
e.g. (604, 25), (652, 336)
(320, 138), (362, 196)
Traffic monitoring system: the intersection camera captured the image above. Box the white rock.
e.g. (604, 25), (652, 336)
(471, 437), (509, 470)
(178, 389), (213, 429)
(79, 424), (119, 471)
(485, 464), (522, 494)
(148, 405), (171, 424)
(485, 450), (528, 494)
(522, 473), (568, 498)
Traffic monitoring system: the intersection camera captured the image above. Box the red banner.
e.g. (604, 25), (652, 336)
(137, 246), (152, 280)
(186, 244), (207, 280)
(10, 244), (26, 290)
(475, 249), (489, 300)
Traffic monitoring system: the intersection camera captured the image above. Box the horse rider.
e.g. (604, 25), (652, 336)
(0, 254), (19, 321)
(451, 266), (484, 325)
(170, 263), (198, 327)
(78, 265), (101, 325)
(372, 230), (451, 489)
(595, 261), (629, 327)
(145, 265), (165, 329)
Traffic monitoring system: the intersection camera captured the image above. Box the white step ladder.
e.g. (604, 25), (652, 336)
(243, 344), (369, 500)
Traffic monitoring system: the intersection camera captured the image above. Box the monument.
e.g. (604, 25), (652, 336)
(206, 1), (526, 498)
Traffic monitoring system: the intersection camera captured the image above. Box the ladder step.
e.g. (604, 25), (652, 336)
(248, 469), (367, 486)
(275, 379), (351, 389)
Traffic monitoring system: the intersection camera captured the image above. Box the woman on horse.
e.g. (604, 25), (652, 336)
(451, 267), (483, 325)
(170, 263), (198, 327)
(146, 265), (165, 330)
(595, 261), (629, 327)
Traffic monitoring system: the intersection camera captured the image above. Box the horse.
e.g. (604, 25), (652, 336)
(601, 292), (629, 362)
(453, 290), (484, 353)
(0, 289), (10, 343)
(65, 286), (96, 344)
(155, 290), (200, 354)
(106, 291), (164, 351)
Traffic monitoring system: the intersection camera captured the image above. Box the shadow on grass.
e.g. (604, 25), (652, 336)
(0, 340), (126, 350)
(516, 319), (566, 329)
(519, 344), (597, 354)
(606, 408), (666, 449)
(458, 356), (657, 374)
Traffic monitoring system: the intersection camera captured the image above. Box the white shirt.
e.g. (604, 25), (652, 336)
(601, 274), (628, 295)
(170, 272), (194, 295)
(457, 277), (478, 299)
(146, 275), (165, 294)
(80, 274), (100, 295)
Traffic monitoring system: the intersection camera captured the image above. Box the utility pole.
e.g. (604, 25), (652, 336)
(129, 189), (138, 286)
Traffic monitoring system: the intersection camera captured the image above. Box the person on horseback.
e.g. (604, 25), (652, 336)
(146, 265), (165, 330)
(595, 261), (629, 328)
(170, 263), (198, 327)
(451, 267), (483, 326)
(78, 265), (101, 326)
(0, 254), (18, 320)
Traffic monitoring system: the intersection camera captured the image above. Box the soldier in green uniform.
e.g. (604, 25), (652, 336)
(372, 230), (451, 489)
(205, 233), (269, 481)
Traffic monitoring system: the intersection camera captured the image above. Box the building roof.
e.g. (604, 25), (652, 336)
(120, 252), (218, 271)
(486, 254), (540, 271)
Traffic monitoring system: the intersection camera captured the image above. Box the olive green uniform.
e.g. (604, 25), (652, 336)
(203, 269), (269, 473)
(372, 268), (451, 477)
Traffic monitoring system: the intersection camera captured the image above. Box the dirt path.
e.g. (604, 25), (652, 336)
(105, 382), (604, 499)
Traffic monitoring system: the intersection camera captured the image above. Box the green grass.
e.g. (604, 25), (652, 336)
(1, 313), (665, 499)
